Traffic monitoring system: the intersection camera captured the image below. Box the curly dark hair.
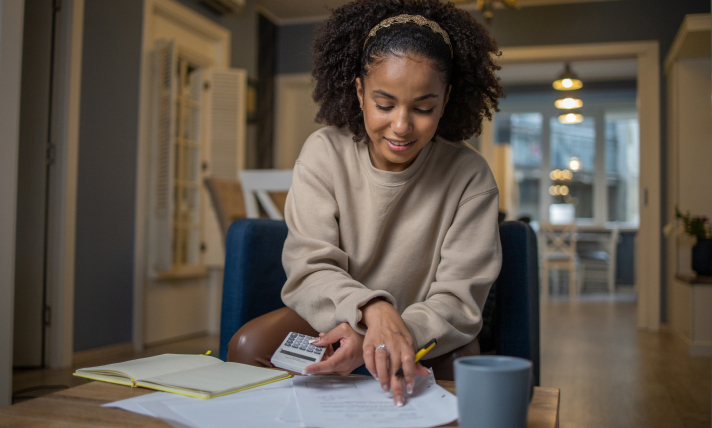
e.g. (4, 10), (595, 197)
(312, 0), (503, 143)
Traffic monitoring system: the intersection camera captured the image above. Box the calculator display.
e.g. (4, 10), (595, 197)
(280, 349), (316, 361)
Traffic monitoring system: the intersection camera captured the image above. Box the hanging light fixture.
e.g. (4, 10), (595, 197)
(449, 0), (519, 26)
(554, 63), (584, 124)
(553, 63), (583, 91)
(555, 90), (583, 110)
(558, 111), (584, 124)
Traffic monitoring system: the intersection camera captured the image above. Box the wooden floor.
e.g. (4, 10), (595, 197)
(11, 293), (712, 427)
(542, 292), (711, 428)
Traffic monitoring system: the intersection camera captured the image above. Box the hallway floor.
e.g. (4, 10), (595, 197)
(542, 292), (711, 428)
(11, 293), (712, 427)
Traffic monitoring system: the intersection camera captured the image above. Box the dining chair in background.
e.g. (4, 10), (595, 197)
(238, 169), (293, 220)
(577, 226), (620, 295)
(539, 222), (579, 300)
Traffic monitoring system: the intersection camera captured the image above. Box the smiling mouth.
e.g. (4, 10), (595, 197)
(385, 138), (415, 147)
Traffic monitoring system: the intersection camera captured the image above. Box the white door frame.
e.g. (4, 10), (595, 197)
(45, 0), (85, 369)
(1, 0), (26, 407)
(485, 41), (661, 331)
(134, 0), (230, 351)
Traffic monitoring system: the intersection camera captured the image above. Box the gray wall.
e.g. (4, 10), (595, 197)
(72, 0), (259, 352)
(73, 0), (144, 352)
(276, 0), (711, 74)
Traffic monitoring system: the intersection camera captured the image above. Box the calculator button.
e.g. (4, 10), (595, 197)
(315, 348), (323, 354)
(300, 345), (308, 350)
(298, 334), (305, 337)
(289, 333), (298, 338)
(307, 346), (315, 351)
(291, 343), (300, 348)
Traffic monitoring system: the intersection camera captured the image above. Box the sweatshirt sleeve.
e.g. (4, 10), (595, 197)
(400, 187), (502, 358)
(281, 156), (396, 334)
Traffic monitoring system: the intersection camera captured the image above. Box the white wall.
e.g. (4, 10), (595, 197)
(0, 0), (25, 408)
(666, 57), (712, 341)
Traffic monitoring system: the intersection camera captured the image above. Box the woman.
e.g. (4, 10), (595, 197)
(228, 0), (503, 407)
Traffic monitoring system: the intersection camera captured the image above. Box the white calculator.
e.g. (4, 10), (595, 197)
(270, 332), (326, 373)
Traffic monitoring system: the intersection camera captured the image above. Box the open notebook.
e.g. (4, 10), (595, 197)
(74, 354), (290, 399)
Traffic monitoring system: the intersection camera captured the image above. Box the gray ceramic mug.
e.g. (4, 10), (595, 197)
(454, 355), (533, 428)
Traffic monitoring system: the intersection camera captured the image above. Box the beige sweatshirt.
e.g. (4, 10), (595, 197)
(281, 127), (502, 358)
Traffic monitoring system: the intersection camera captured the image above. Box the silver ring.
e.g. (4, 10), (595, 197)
(376, 343), (389, 356)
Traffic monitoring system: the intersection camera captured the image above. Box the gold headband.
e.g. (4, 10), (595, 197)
(363, 14), (453, 58)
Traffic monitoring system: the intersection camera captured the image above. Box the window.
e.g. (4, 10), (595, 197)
(493, 93), (639, 226)
(549, 116), (595, 219)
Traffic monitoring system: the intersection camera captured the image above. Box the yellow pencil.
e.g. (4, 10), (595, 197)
(395, 338), (437, 377)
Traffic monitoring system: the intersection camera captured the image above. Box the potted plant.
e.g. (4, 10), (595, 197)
(675, 206), (712, 276)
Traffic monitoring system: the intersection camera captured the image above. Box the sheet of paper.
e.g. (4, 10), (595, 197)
(278, 388), (303, 423)
(103, 391), (184, 417)
(105, 378), (302, 428)
(292, 374), (458, 428)
(162, 378), (302, 428)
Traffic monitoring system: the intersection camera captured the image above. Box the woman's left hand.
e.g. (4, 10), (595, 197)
(302, 323), (365, 376)
(360, 299), (430, 406)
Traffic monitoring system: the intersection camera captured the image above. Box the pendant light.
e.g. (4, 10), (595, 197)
(558, 111), (584, 124)
(554, 63), (584, 124)
(555, 90), (583, 110)
(552, 63), (583, 91)
(449, 0), (519, 26)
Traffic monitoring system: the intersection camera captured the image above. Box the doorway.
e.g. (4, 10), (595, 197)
(476, 42), (661, 330)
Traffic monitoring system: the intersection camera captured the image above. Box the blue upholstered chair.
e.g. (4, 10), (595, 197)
(219, 219), (540, 385)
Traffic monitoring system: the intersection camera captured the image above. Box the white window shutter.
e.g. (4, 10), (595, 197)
(150, 39), (177, 273)
(209, 69), (247, 177)
(201, 68), (247, 267)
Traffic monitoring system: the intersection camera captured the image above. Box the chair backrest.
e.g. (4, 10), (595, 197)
(219, 219), (540, 385)
(238, 169), (293, 219)
(540, 222), (577, 259)
(219, 219), (289, 361)
(495, 221), (541, 386)
(204, 177), (247, 242)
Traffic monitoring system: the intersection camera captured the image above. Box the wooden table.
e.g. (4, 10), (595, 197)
(0, 380), (560, 427)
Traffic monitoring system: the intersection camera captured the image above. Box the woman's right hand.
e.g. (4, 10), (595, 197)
(360, 299), (430, 406)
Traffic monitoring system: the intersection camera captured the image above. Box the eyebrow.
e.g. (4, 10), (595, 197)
(372, 89), (438, 102)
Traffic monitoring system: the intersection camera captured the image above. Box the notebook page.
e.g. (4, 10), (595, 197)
(77, 354), (222, 381)
(139, 362), (288, 395)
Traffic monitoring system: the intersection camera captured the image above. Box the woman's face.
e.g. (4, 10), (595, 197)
(356, 54), (450, 172)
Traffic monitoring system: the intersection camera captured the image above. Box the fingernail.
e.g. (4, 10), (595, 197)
(396, 396), (404, 407)
(407, 383), (414, 394)
(308, 338), (318, 344)
(302, 369), (311, 375)
(319, 332), (325, 336)
(382, 384), (389, 393)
